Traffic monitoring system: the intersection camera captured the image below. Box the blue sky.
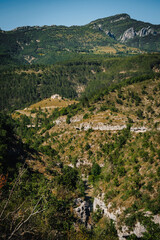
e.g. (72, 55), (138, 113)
(1, 0), (160, 30)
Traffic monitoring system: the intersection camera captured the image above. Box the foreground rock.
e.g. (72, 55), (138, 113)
(74, 198), (92, 229)
(93, 195), (160, 240)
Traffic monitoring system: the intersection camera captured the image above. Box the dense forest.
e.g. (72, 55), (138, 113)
(1, 53), (160, 112)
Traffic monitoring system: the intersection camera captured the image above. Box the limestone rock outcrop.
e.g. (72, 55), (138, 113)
(93, 195), (160, 240)
(137, 26), (157, 37)
(120, 27), (136, 42)
(120, 26), (157, 42)
(74, 198), (91, 228)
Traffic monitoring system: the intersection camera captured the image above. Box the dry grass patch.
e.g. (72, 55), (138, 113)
(29, 98), (77, 110)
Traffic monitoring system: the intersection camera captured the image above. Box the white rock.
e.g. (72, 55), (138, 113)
(70, 115), (83, 123)
(93, 196), (150, 240)
(153, 215), (160, 225)
(53, 116), (66, 125)
(133, 222), (146, 238)
(120, 27), (136, 42)
(130, 126), (148, 132)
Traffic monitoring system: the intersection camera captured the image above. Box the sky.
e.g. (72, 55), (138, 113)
(0, 0), (160, 31)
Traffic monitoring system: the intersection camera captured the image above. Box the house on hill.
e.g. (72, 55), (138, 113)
(51, 94), (62, 100)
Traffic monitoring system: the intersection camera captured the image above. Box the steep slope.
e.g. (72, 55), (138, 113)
(90, 13), (160, 52)
(11, 75), (160, 239)
(0, 14), (160, 65)
(0, 113), (87, 240)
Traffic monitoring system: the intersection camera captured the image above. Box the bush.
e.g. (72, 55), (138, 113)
(66, 115), (71, 124)
(157, 167), (160, 177)
(93, 218), (118, 239)
(92, 206), (103, 223)
(116, 98), (123, 105)
(83, 113), (89, 119)
(85, 142), (91, 150)
(91, 163), (101, 176)
(57, 166), (79, 190)
(100, 104), (108, 111)
(136, 109), (144, 119)
(39, 145), (57, 157)
(117, 166), (126, 177)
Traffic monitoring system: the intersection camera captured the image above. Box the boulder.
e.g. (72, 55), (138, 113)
(74, 198), (91, 227)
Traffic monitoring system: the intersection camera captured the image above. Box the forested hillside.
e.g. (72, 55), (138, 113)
(1, 53), (160, 112)
(1, 73), (160, 239)
(0, 14), (160, 65)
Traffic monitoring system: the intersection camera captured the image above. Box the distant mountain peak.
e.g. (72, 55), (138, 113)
(109, 13), (130, 19)
(90, 13), (130, 24)
(120, 26), (158, 42)
(109, 13), (130, 22)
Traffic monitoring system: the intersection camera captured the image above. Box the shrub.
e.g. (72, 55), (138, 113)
(57, 166), (79, 190)
(92, 206), (103, 223)
(147, 105), (155, 114)
(66, 115), (71, 124)
(85, 142), (91, 150)
(100, 104), (108, 111)
(117, 166), (126, 177)
(91, 163), (101, 176)
(157, 167), (160, 177)
(83, 113), (89, 119)
(116, 98), (123, 105)
(136, 109), (144, 119)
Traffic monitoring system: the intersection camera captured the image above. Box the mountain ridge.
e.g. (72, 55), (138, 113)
(0, 13), (160, 65)
(2, 13), (160, 32)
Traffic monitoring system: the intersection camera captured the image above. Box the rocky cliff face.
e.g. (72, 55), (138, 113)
(53, 115), (150, 133)
(120, 27), (136, 42)
(90, 13), (160, 50)
(120, 26), (158, 42)
(137, 26), (157, 37)
(74, 198), (92, 229)
(93, 195), (160, 240)
(74, 194), (160, 240)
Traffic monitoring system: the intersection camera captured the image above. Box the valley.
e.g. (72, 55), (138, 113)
(0, 13), (160, 240)
(3, 74), (159, 239)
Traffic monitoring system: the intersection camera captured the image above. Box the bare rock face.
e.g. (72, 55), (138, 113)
(53, 115), (152, 134)
(93, 197), (123, 222)
(74, 198), (91, 228)
(77, 122), (149, 132)
(78, 122), (126, 131)
(110, 15), (130, 23)
(74, 195), (160, 239)
(93, 196), (146, 239)
(154, 215), (160, 224)
(92, 23), (115, 39)
(137, 26), (157, 37)
(118, 222), (146, 240)
(53, 116), (66, 125)
(105, 30), (115, 39)
(130, 126), (148, 133)
(70, 115), (83, 123)
(93, 195), (160, 240)
(120, 26), (157, 42)
(76, 158), (92, 168)
(120, 27), (136, 42)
